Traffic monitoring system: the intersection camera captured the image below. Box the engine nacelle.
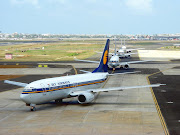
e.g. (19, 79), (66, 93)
(77, 92), (95, 104)
(124, 64), (129, 69)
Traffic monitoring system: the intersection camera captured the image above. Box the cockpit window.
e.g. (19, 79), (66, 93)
(24, 88), (32, 91)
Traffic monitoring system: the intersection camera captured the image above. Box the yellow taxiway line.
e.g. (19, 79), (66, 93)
(72, 65), (78, 75)
(146, 69), (170, 135)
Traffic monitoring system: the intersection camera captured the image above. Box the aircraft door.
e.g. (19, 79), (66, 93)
(40, 83), (46, 95)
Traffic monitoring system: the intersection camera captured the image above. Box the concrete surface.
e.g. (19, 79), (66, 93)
(138, 50), (180, 61)
(162, 69), (180, 75)
(0, 73), (165, 135)
(0, 68), (71, 75)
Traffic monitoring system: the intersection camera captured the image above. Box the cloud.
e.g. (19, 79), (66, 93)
(47, 0), (66, 4)
(86, 0), (97, 3)
(10, 0), (40, 8)
(125, 0), (153, 14)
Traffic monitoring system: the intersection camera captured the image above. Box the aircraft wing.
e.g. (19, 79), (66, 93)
(75, 59), (99, 64)
(96, 52), (114, 55)
(4, 80), (28, 87)
(124, 53), (137, 57)
(70, 84), (165, 96)
(119, 60), (150, 65)
(91, 84), (165, 92)
(108, 71), (141, 76)
(127, 48), (144, 51)
(125, 52), (137, 55)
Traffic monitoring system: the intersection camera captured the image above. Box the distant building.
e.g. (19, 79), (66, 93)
(5, 53), (13, 59)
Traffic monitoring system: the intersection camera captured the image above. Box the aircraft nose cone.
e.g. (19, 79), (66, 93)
(20, 94), (25, 100)
(20, 94), (29, 103)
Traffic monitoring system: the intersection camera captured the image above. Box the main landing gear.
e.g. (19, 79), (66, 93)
(30, 104), (36, 111)
(31, 106), (36, 111)
(55, 99), (63, 104)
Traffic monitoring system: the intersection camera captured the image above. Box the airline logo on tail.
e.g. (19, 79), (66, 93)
(103, 50), (108, 65)
(92, 39), (110, 73)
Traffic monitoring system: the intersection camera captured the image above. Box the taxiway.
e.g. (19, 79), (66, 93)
(0, 45), (179, 135)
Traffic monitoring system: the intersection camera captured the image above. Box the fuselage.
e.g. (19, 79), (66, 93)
(118, 49), (125, 57)
(117, 49), (131, 58)
(122, 45), (126, 51)
(20, 72), (108, 104)
(109, 55), (120, 68)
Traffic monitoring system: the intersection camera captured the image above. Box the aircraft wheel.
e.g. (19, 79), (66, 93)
(124, 65), (129, 70)
(30, 106), (36, 111)
(55, 99), (62, 103)
(124, 67), (129, 70)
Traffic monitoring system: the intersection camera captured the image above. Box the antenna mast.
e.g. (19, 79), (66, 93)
(114, 36), (117, 55)
(121, 38), (122, 48)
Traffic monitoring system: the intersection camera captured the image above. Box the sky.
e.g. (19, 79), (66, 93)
(0, 0), (180, 34)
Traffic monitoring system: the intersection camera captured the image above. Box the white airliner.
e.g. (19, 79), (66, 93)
(108, 55), (149, 70)
(78, 39), (149, 71)
(4, 39), (164, 111)
(116, 39), (144, 58)
(116, 49), (137, 58)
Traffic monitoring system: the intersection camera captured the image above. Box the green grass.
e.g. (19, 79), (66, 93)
(0, 41), (105, 61)
(162, 46), (180, 50)
(67, 52), (80, 56)
(128, 40), (180, 46)
(1, 40), (179, 61)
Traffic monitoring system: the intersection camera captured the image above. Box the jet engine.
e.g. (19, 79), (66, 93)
(77, 92), (95, 104)
(124, 64), (129, 69)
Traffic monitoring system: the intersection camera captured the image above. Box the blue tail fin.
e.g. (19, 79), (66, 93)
(92, 39), (110, 73)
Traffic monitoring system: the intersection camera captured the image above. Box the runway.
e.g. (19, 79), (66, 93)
(0, 45), (179, 134)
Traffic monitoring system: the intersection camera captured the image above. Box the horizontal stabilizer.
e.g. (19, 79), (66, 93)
(79, 70), (91, 73)
(108, 71), (141, 76)
(4, 80), (28, 87)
